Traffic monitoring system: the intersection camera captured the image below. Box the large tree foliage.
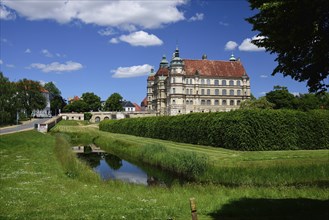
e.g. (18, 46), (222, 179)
(81, 92), (101, 112)
(104, 93), (123, 111)
(16, 79), (46, 117)
(44, 82), (61, 96)
(265, 86), (296, 109)
(246, 0), (329, 93)
(0, 72), (19, 124)
(63, 100), (88, 113)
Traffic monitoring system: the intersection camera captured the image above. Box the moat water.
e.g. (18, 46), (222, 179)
(77, 151), (185, 187)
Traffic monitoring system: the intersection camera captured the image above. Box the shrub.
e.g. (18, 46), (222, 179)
(100, 110), (329, 151)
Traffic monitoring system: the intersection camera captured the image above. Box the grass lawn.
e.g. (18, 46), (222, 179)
(1, 125), (328, 219)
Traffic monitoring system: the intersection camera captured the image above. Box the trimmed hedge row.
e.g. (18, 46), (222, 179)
(99, 110), (329, 151)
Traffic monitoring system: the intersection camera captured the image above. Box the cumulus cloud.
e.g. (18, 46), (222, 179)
(189, 13), (204, 21)
(112, 64), (153, 78)
(41, 49), (53, 57)
(30, 61), (83, 73)
(225, 41), (238, 51)
(113, 31), (163, 47)
(0, 4), (16, 20)
(25, 48), (32, 53)
(109, 38), (119, 44)
(2, 1), (186, 28)
(238, 36), (265, 52)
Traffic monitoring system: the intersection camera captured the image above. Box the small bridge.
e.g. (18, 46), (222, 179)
(72, 144), (105, 153)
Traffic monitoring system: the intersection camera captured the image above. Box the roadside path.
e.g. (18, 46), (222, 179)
(0, 118), (50, 135)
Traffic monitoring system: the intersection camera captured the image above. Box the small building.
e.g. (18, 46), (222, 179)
(31, 88), (51, 118)
(121, 101), (136, 112)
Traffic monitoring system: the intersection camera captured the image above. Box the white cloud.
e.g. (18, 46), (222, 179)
(0, 4), (16, 20)
(109, 38), (119, 44)
(6, 64), (15, 68)
(260, 74), (268, 78)
(219, 21), (229, 26)
(117, 31), (163, 47)
(98, 27), (116, 36)
(238, 36), (265, 52)
(25, 48), (31, 53)
(41, 49), (53, 57)
(292, 92), (300, 97)
(30, 61), (83, 73)
(39, 80), (46, 86)
(0, 59), (3, 65)
(225, 41), (238, 51)
(112, 64), (153, 78)
(2, 1), (186, 29)
(189, 13), (204, 21)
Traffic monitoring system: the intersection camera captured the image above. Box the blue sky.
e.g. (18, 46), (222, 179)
(1, 0), (310, 104)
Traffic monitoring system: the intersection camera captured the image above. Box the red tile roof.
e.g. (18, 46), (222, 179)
(155, 67), (169, 76)
(147, 75), (155, 81)
(40, 88), (49, 93)
(141, 97), (148, 107)
(133, 103), (142, 111)
(183, 59), (248, 78)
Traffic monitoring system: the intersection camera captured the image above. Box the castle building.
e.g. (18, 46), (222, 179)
(147, 48), (251, 116)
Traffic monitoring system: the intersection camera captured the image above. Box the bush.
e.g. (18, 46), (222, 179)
(100, 110), (329, 151)
(84, 112), (92, 121)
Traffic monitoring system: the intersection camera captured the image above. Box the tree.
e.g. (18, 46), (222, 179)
(246, 0), (329, 93)
(240, 96), (274, 109)
(63, 100), (88, 113)
(0, 72), (19, 125)
(44, 82), (61, 96)
(104, 93), (123, 111)
(16, 79), (46, 117)
(81, 92), (101, 112)
(265, 86), (296, 109)
(44, 81), (66, 115)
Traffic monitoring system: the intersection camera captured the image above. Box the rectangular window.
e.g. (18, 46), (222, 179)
(201, 89), (205, 95)
(201, 100), (205, 105)
(207, 100), (211, 105)
(207, 89), (210, 95)
(215, 89), (219, 95)
(173, 88), (175, 94)
(214, 100), (219, 105)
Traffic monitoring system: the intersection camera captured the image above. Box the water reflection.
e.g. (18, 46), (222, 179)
(77, 152), (184, 187)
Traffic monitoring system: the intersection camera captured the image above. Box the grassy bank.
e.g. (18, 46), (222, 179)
(0, 128), (328, 219)
(52, 123), (329, 187)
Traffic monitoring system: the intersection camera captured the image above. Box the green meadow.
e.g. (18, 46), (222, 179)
(1, 122), (328, 219)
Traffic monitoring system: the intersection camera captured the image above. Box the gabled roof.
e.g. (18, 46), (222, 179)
(183, 59), (248, 78)
(133, 103), (142, 111)
(121, 101), (135, 108)
(40, 88), (49, 93)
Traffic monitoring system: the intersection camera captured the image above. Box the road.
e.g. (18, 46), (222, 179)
(0, 118), (50, 135)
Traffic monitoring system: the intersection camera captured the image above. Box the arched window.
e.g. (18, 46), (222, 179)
(201, 100), (205, 105)
(172, 100), (176, 104)
(214, 80), (219, 86)
(201, 89), (205, 95)
(186, 100), (189, 105)
(190, 100), (193, 105)
(190, 89), (193, 94)
(237, 100), (241, 105)
(237, 80), (241, 86)
(229, 80), (234, 86)
(222, 100), (227, 105)
(207, 89), (210, 95)
(230, 100), (235, 105)
(215, 89), (219, 95)
(214, 100), (219, 105)
(172, 88), (175, 94)
(230, 89), (234, 96)
(237, 90), (241, 96)
(222, 80), (227, 86)
(222, 89), (227, 95)
(207, 100), (211, 105)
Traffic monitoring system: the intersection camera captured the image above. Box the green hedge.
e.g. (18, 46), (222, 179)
(99, 110), (329, 151)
